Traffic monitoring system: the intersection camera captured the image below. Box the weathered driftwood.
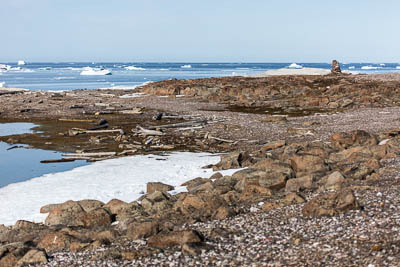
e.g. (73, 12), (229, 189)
(148, 120), (207, 130)
(119, 107), (144, 114)
(175, 126), (204, 131)
(59, 118), (94, 123)
(133, 126), (164, 136)
(68, 128), (123, 136)
(207, 135), (234, 143)
(62, 152), (116, 157)
(40, 158), (76, 164)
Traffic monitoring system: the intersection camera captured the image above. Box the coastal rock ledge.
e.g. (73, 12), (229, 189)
(1, 128), (400, 265)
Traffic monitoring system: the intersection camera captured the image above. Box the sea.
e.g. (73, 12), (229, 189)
(0, 61), (399, 188)
(1, 62), (399, 91)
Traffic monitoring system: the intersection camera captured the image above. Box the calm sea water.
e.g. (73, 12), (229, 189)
(0, 62), (399, 91)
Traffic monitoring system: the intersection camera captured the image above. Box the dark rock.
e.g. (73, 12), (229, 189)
(331, 60), (342, 74)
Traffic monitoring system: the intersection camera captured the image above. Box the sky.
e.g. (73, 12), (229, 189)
(1, 0), (399, 62)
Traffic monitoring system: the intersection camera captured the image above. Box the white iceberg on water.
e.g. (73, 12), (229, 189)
(396, 66), (400, 70)
(80, 67), (112, 76)
(0, 64), (11, 71)
(361, 65), (380, 70)
(348, 66), (356, 69)
(17, 60), (26, 65)
(125, 66), (146, 71)
(181, 64), (192, 69)
(287, 63), (303, 69)
(0, 82), (6, 88)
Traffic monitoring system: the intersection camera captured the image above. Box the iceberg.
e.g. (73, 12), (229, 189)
(288, 63), (303, 69)
(361, 65), (380, 70)
(396, 66), (400, 70)
(348, 66), (356, 69)
(125, 66), (146, 71)
(181, 64), (192, 69)
(0, 82), (6, 88)
(80, 67), (112, 76)
(0, 64), (11, 71)
(17, 60), (26, 65)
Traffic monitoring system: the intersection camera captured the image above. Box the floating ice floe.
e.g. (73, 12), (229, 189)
(361, 65), (381, 70)
(125, 66), (146, 71)
(17, 60), (26, 65)
(0, 64), (11, 71)
(0, 152), (239, 225)
(0, 82), (6, 88)
(80, 67), (112, 76)
(181, 64), (192, 69)
(396, 66), (400, 70)
(287, 63), (303, 69)
(348, 66), (356, 69)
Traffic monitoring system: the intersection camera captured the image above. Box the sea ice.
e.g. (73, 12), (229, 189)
(181, 64), (192, 69)
(288, 63), (303, 69)
(0, 152), (239, 226)
(17, 60), (26, 65)
(125, 66), (146, 71)
(80, 67), (112, 76)
(361, 65), (381, 70)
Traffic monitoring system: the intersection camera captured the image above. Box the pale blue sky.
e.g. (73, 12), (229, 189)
(1, 0), (399, 62)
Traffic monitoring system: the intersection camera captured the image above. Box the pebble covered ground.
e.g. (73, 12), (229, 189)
(41, 156), (400, 266)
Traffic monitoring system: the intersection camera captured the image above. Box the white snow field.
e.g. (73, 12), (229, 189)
(0, 152), (238, 226)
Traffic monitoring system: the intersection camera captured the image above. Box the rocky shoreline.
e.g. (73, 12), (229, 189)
(2, 72), (400, 265)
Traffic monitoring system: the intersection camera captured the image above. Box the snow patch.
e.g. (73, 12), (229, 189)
(0, 152), (238, 226)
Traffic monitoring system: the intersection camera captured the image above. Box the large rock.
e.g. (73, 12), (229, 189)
(331, 60), (342, 74)
(302, 189), (359, 217)
(38, 232), (78, 252)
(147, 230), (204, 249)
(285, 175), (313, 192)
(127, 221), (160, 240)
(44, 200), (86, 226)
(212, 151), (251, 170)
(104, 199), (129, 215)
(79, 208), (113, 228)
(330, 130), (378, 149)
(146, 182), (174, 194)
(290, 154), (328, 176)
(17, 249), (48, 265)
(77, 199), (105, 212)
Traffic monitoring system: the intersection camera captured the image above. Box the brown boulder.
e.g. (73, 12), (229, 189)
(330, 130), (377, 149)
(79, 208), (113, 228)
(77, 199), (105, 212)
(285, 175), (313, 192)
(146, 182), (175, 194)
(290, 154), (328, 176)
(38, 232), (78, 252)
(212, 151), (251, 170)
(261, 140), (286, 153)
(181, 177), (210, 191)
(147, 230), (204, 249)
(302, 189), (359, 218)
(44, 200), (86, 226)
(127, 221), (160, 240)
(104, 199), (128, 215)
(16, 249), (48, 265)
